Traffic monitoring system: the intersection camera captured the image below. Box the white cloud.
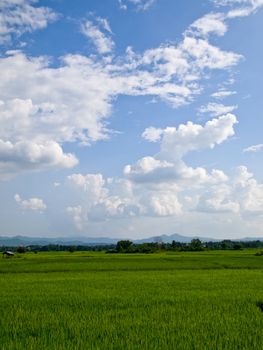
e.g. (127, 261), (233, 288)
(65, 113), (263, 231)
(0, 53), (113, 145)
(118, 0), (155, 11)
(199, 102), (237, 116)
(212, 0), (263, 17)
(15, 193), (47, 212)
(127, 37), (241, 107)
(81, 19), (114, 54)
(67, 173), (141, 224)
(235, 166), (263, 214)
(157, 114), (238, 160)
(188, 13), (228, 37)
(66, 164), (263, 230)
(0, 0), (57, 44)
(0, 17), (242, 179)
(149, 193), (182, 216)
(68, 173), (108, 203)
(118, 0), (128, 10)
(66, 115), (236, 226)
(0, 139), (78, 179)
(142, 127), (163, 142)
(96, 17), (113, 34)
(197, 166), (263, 215)
(197, 185), (240, 213)
(66, 205), (84, 230)
(0, 4), (247, 181)
(211, 89), (237, 99)
(181, 37), (241, 70)
(243, 144), (263, 153)
(66, 171), (183, 225)
(123, 114), (236, 218)
(125, 115), (236, 188)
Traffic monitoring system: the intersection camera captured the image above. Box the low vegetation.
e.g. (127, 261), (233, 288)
(0, 250), (263, 349)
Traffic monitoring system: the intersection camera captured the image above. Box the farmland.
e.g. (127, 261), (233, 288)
(1, 250), (263, 349)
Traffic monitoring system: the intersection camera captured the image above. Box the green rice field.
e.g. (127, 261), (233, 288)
(0, 250), (263, 349)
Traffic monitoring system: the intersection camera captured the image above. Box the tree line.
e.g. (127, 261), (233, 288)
(1, 239), (263, 254)
(108, 239), (263, 253)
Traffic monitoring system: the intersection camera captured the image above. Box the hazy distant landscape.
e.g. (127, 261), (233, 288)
(0, 233), (219, 246)
(1, 233), (263, 247)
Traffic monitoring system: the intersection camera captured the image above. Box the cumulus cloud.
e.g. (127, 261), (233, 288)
(0, 139), (77, 180)
(197, 166), (263, 215)
(0, 0), (57, 44)
(67, 173), (142, 225)
(65, 114), (239, 229)
(243, 144), (263, 153)
(14, 193), (47, 212)
(155, 114), (237, 160)
(66, 164), (263, 230)
(94, 115), (238, 181)
(123, 114), (237, 217)
(234, 166), (263, 214)
(65, 111), (263, 230)
(66, 171), (182, 225)
(197, 184), (240, 213)
(0, 54), (113, 145)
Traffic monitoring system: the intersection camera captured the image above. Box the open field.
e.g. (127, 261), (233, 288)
(1, 250), (263, 349)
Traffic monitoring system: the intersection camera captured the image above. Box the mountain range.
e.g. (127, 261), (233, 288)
(0, 233), (262, 246)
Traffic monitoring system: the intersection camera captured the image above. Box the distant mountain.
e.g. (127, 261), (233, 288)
(134, 233), (219, 244)
(0, 233), (262, 247)
(238, 237), (263, 241)
(0, 235), (118, 246)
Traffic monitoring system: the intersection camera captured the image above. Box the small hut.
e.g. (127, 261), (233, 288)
(3, 251), (14, 257)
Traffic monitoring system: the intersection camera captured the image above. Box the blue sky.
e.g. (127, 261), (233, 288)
(0, 0), (263, 239)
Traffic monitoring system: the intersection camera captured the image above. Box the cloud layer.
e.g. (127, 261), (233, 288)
(65, 111), (263, 231)
(0, 10), (242, 179)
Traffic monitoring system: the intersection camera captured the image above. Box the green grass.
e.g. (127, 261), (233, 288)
(0, 250), (263, 349)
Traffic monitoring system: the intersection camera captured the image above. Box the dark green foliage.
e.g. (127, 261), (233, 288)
(116, 240), (133, 252)
(256, 301), (263, 313)
(189, 238), (203, 251)
(16, 246), (26, 253)
(68, 245), (76, 253)
(233, 243), (243, 250)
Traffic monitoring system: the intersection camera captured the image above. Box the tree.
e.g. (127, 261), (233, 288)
(17, 246), (26, 253)
(189, 239), (203, 251)
(116, 240), (133, 252)
(233, 243), (242, 250)
(221, 240), (231, 250)
(171, 240), (182, 250)
(68, 245), (76, 253)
